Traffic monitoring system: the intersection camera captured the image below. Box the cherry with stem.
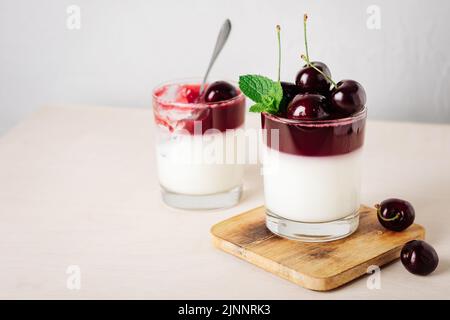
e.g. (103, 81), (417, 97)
(300, 54), (337, 89)
(375, 199), (415, 232)
(296, 14), (333, 96)
(300, 14), (366, 114)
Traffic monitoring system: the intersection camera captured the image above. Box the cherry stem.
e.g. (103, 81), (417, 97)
(375, 204), (401, 222)
(303, 14), (310, 63)
(300, 54), (338, 89)
(276, 25), (281, 82)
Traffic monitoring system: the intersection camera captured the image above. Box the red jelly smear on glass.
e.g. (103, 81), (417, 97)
(153, 83), (245, 134)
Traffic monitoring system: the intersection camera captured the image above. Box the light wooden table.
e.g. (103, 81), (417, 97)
(0, 105), (449, 299)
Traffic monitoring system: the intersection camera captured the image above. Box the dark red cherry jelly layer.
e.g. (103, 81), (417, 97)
(261, 109), (366, 156)
(153, 83), (245, 134)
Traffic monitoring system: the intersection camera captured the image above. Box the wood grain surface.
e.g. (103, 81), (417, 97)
(211, 205), (425, 291)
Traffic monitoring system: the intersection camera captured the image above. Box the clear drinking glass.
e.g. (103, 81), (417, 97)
(152, 78), (246, 209)
(261, 107), (367, 242)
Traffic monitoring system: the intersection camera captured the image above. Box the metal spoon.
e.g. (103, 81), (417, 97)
(199, 19), (232, 96)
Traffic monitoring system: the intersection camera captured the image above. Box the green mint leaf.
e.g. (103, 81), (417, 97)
(261, 94), (275, 107)
(249, 103), (267, 113)
(269, 81), (283, 107)
(239, 75), (276, 103)
(239, 75), (284, 114)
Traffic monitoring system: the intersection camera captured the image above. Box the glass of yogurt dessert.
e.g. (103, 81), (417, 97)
(152, 79), (246, 209)
(239, 18), (367, 241)
(262, 107), (367, 241)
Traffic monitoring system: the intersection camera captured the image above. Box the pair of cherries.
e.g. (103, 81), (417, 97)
(376, 198), (439, 276)
(281, 61), (366, 120)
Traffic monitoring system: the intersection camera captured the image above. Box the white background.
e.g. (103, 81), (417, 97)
(1, 0), (450, 134)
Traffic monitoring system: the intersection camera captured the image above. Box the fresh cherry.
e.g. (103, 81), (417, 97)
(401, 240), (439, 275)
(375, 198), (415, 232)
(203, 81), (237, 103)
(330, 80), (366, 115)
(286, 94), (329, 120)
(295, 62), (331, 96)
(279, 82), (302, 115)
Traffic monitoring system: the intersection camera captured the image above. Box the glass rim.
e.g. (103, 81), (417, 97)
(262, 106), (367, 127)
(152, 77), (244, 109)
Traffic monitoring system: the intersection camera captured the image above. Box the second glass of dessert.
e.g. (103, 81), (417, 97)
(152, 79), (245, 209)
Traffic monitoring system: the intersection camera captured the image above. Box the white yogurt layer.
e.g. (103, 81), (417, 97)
(262, 144), (362, 223)
(156, 130), (244, 195)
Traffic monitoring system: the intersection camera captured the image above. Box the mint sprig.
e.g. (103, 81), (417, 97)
(239, 75), (282, 114)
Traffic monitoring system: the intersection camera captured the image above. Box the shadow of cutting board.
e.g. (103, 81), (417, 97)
(211, 205), (425, 291)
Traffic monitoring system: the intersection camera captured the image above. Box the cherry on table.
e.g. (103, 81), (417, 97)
(286, 93), (329, 120)
(330, 80), (366, 115)
(295, 61), (332, 96)
(401, 240), (439, 276)
(203, 81), (238, 103)
(375, 198), (415, 231)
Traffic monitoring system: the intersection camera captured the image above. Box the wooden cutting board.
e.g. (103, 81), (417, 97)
(211, 205), (425, 291)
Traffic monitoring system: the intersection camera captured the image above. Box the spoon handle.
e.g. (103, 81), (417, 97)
(200, 19), (232, 95)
